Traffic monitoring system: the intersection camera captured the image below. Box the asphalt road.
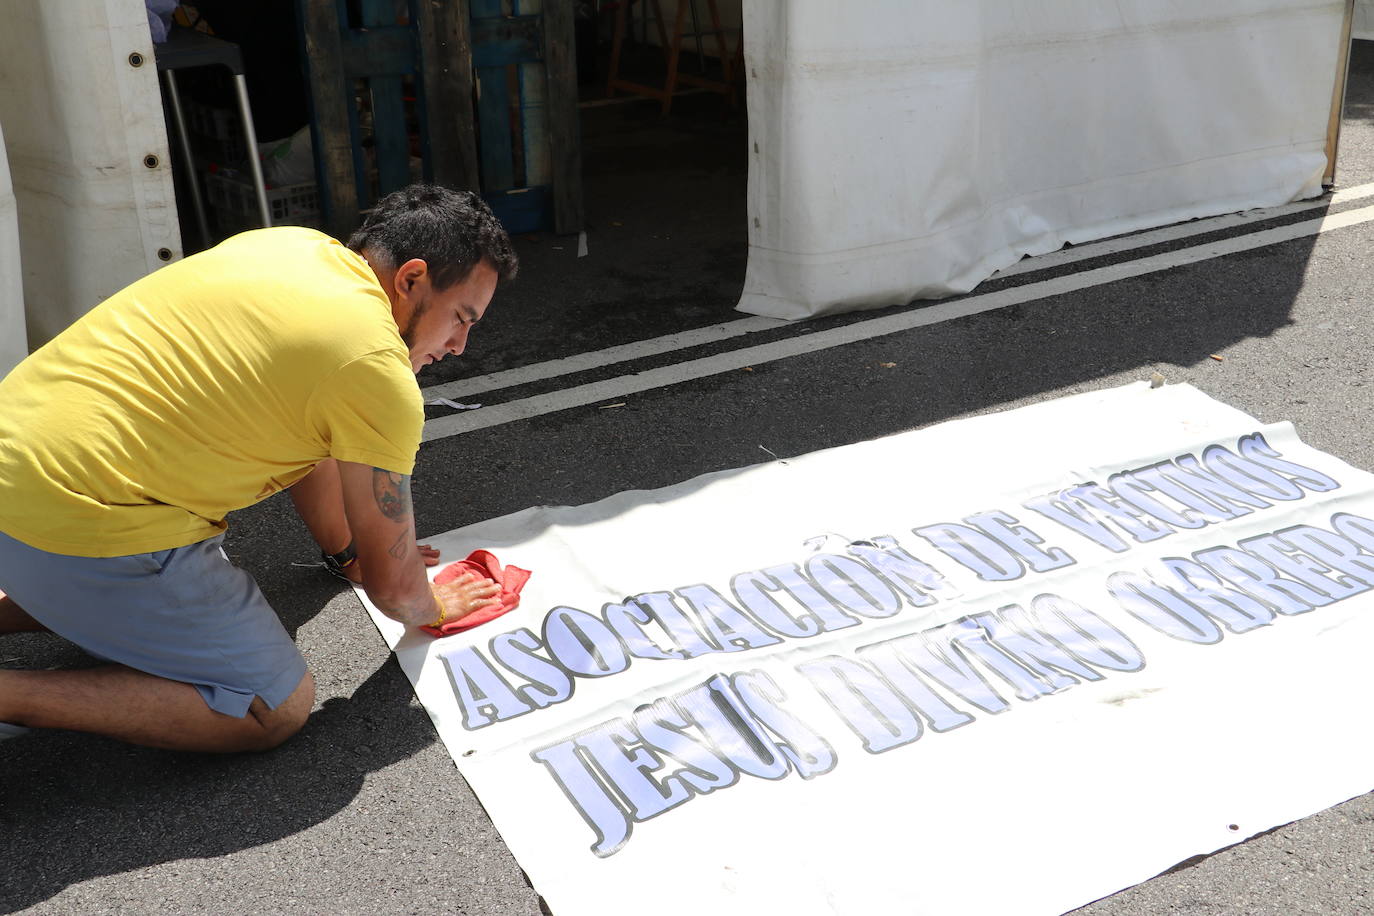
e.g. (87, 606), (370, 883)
(5, 45), (1374, 916)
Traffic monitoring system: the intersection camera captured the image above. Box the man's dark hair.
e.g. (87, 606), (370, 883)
(347, 184), (518, 289)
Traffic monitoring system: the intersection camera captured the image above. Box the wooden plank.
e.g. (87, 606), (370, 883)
(606, 77), (669, 104)
(472, 0), (517, 192)
(541, 0), (583, 234)
(484, 185), (551, 234)
(675, 71), (730, 92)
(705, 0), (733, 85)
(300, 0), (359, 239)
(1325, 0), (1356, 187)
(470, 16), (543, 65)
(361, 0), (411, 198)
(660, 0), (691, 115)
(520, 61), (552, 188)
(514, 0), (544, 189)
(606, 0), (628, 99)
(470, 0), (505, 19)
(416, 0), (480, 191)
(340, 27), (419, 77)
(475, 63), (517, 191)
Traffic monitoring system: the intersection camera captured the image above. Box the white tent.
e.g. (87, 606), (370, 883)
(0, 0), (179, 351)
(0, 0), (1357, 337)
(739, 0), (1354, 319)
(0, 120), (25, 378)
(1357, 0), (1374, 38)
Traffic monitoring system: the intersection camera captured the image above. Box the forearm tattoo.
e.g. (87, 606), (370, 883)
(372, 469), (412, 522)
(387, 529), (411, 561)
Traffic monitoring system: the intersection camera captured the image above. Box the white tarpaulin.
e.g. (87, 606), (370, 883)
(0, 0), (179, 348)
(1357, 0), (1374, 38)
(0, 120), (24, 378)
(738, 1), (1348, 319)
(365, 383), (1374, 915)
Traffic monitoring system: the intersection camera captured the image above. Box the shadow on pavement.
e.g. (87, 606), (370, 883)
(412, 193), (1335, 537)
(0, 659), (432, 914)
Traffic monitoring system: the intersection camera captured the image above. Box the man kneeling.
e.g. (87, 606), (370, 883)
(0, 185), (516, 752)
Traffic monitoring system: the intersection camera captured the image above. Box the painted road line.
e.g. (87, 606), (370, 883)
(422, 202), (1374, 443)
(421, 316), (787, 402)
(422, 184), (1374, 404)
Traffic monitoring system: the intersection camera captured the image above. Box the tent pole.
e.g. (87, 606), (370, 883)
(1325, 0), (1356, 188)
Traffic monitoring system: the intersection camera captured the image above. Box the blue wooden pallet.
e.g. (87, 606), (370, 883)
(471, 0), (556, 234)
(299, 0), (576, 239)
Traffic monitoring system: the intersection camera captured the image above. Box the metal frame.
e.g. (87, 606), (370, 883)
(1325, 0), (1357, 188)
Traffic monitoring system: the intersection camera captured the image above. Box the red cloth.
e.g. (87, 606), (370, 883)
(421, 550), (531, 637)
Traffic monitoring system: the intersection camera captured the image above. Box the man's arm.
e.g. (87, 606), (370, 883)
(337, 461), (497, 626)
(290, 458), (441, 583)
(289, 459), (357, 577)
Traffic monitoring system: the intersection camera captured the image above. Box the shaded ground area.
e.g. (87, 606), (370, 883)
(417, 90), (749, 386)
(4, 40), (1374, 916)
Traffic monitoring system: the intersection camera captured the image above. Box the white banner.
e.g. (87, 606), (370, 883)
(365, 383), (1374, 916)
(0, 118), (24, 378)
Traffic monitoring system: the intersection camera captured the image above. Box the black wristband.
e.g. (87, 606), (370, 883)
(322, 541), (358, 577)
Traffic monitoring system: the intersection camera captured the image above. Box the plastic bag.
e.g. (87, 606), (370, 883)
(256, 126), (314, 187)
(146, 0), (179, 43)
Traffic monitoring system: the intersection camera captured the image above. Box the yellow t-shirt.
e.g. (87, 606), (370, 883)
(0, 227), (423, 557)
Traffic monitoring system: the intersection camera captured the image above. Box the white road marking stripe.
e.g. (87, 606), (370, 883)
(421, 316), (786, 401)
(421, 183), (1374, 404)
(422, 202), (1374, 442)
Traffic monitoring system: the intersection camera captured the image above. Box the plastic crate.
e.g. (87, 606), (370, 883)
(186, 100), (248, 165)
(204, 170), (320, 236)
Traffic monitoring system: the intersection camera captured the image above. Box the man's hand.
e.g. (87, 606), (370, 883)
(433, 573), (502, 626)
(338, 462), (455, 627)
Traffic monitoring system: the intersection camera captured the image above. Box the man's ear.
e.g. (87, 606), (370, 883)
(393, 258), (429, 297)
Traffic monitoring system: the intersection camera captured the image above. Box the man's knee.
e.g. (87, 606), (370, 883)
(244, 670), (316, 751)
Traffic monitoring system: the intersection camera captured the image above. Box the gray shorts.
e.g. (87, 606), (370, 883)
(0, 529), (307, 718)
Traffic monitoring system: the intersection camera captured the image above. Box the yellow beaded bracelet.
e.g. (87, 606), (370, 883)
(430, 590), (447, 629)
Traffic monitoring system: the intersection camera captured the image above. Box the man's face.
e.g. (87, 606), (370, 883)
(396, 260), (499, 373)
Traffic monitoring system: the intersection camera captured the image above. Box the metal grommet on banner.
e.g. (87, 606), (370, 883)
(128, 51), (145, 67)
(157, 248), (173, 261)
(143, 154), (160, 169)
